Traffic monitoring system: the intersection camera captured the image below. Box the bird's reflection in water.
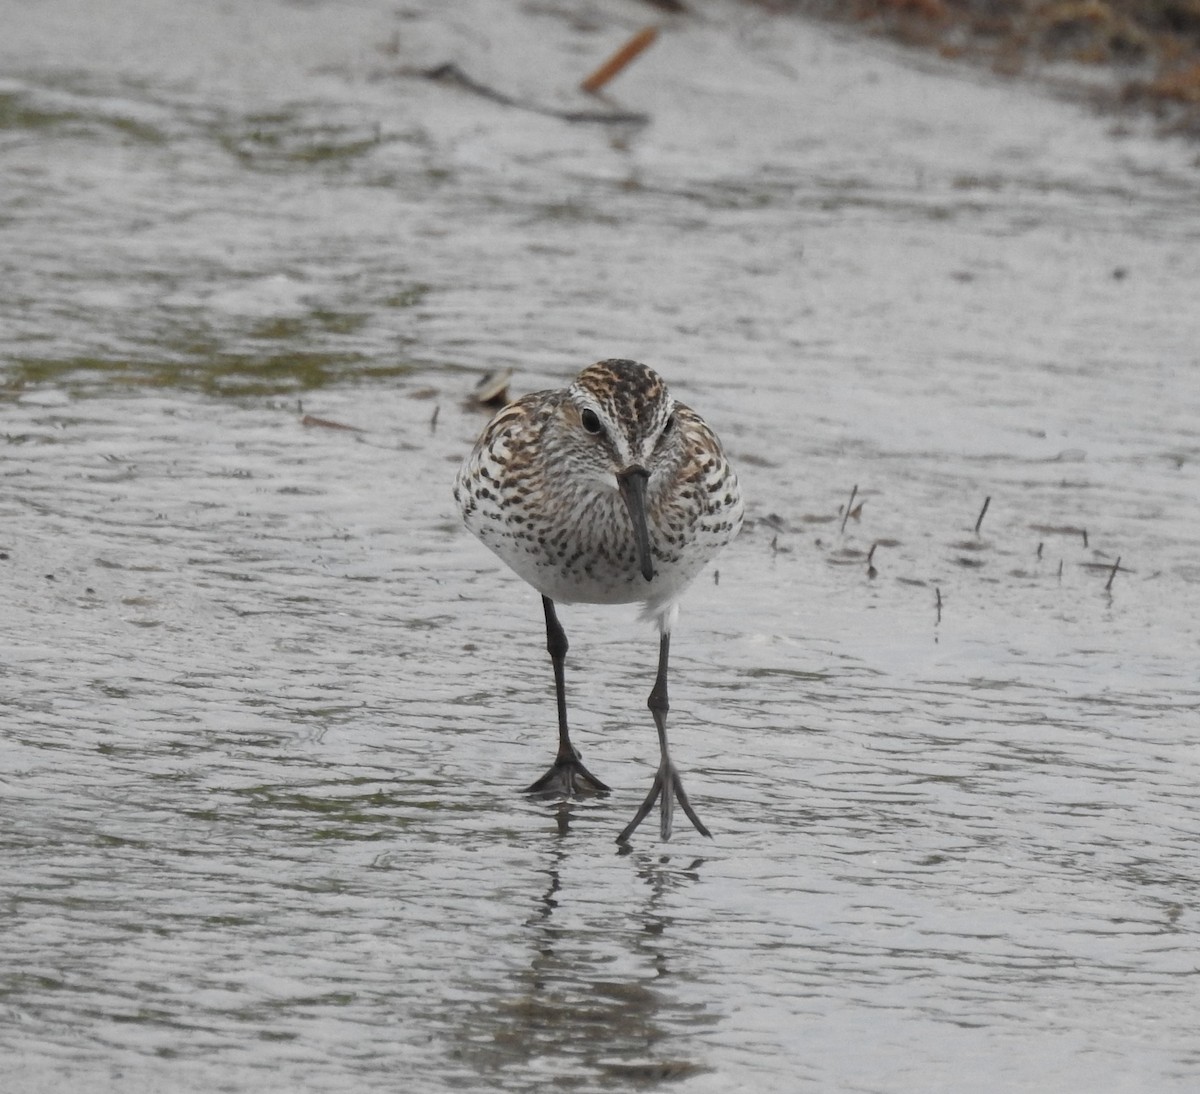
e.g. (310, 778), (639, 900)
(455, 799), (714, 1084)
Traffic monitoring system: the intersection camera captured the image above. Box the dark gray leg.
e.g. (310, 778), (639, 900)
(525, 597), (610, 796)
(616, 631), (711, 843)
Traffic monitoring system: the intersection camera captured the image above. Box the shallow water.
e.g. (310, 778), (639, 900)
(3, 1), (1200, 1091)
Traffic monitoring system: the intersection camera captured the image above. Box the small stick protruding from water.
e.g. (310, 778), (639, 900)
(935, 585), (942, 625)
(1082, 528), (1089, 549)
(430, 404), (440, 433)
(1105, 555), (1121, 592)
(974, 495), (991, 535)
(1036, 541), (1043, 560)
(1057, 559), (1063, 583)
(866, 542), (877, 579)
(581, 26), (659, 94)
(839, 484), (859, 535)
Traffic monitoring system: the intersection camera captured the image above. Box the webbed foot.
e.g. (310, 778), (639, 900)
(616, 760), (711, 843)
(525, 752), (611, 797)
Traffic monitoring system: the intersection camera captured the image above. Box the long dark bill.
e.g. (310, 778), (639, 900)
(617, 466), (655, 582)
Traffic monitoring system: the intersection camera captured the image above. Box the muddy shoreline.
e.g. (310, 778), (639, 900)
(747, 0), (1200, 140)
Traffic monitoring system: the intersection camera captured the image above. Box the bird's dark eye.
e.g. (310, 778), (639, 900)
(581, 408), (603, 435)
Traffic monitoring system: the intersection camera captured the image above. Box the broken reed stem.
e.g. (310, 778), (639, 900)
(839, 483), (858, 535)
(581, 26), (659, 94)
(935, 585), (942, 625)
(1105, 555), (1121, 592)
(974, 495), (991, 535)
(866, 542), (877, 578)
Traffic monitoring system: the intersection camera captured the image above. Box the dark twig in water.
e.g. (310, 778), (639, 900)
(1036, 541), (1043, 560)
(974, 495), (990, 535)
(430, 404), (440, 433)
(1082, 528), (1089, 548)
(1057, 559), (1063, 582)
(839, 484), (858, 535)
(866, 542), (877, 579)
(1105, 555), (1121, 592)
(422, 63), (650, 125)
(301, 414), (365, 432)
(935, 585), (942, 625)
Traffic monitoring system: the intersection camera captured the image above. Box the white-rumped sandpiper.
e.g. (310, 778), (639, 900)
(454, 359), (742, 842)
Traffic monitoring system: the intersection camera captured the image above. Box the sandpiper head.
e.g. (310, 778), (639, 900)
(564, 359), (680, 582)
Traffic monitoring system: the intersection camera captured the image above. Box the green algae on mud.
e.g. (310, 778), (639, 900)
(4, 353), (421, 397)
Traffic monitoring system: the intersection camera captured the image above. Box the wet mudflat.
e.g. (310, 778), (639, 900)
(3, 1), (1200, 1091)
